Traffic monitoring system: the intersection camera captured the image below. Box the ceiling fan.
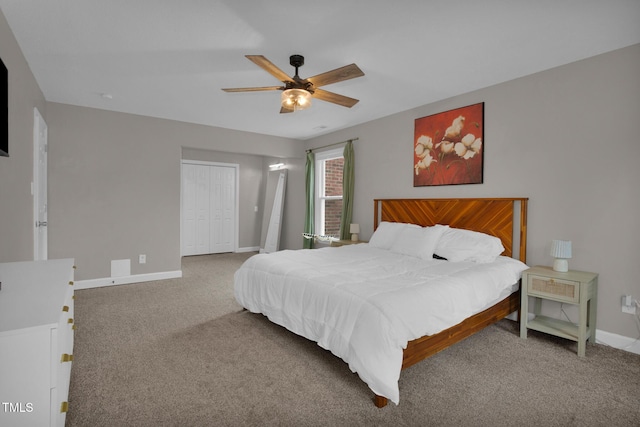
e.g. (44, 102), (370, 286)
(222, 55), (364, 113)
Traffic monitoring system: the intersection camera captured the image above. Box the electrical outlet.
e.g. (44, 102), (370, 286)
(621, 295), (636, 314)
(139, 254), (146, 264)
(622, 304), (636, 315)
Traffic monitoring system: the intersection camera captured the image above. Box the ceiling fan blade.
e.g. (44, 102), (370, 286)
(312, 89), (359, 108)
(307, 63), (364, 88)
(246, 55), (295, 83)
(222, 86), (283, 92)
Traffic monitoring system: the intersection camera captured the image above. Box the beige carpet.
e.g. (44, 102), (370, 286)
(67, 253), (640, 426)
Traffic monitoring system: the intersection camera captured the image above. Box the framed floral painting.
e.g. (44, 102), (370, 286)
(414, 102), (484, 186)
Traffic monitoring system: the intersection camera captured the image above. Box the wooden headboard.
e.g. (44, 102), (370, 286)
(374, 198), (528, 262)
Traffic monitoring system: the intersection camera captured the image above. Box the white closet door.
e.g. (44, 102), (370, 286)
(181, 164), (197, 256)
(210, 166), (235, 253)
(195, 165), (211, 254)
(182, 162), (236, 256)
(181, 163), (211, 256)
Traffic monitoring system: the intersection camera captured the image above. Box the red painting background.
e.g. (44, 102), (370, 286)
(413, 103), (484, 186)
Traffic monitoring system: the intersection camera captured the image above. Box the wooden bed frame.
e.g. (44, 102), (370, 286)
(371, 198), (528, 407)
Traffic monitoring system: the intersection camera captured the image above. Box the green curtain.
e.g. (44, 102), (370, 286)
(339, 141), (355, 240)
(303, 151), (315, 249)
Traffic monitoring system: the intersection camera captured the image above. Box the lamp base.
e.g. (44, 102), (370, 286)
(351, 233), (359, 242)
(553, 258), (569, 272)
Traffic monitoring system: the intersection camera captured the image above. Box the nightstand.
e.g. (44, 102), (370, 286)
(330, 239), (367, 247)
(520, 265), (598, 357)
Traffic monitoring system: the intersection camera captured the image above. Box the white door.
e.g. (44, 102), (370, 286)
(195, 165), (211, 254)
(33, 108), (48, 260)
(181, 161), (237, 256)
(181, 164), (198, 256)
(210, 166), (235, 253)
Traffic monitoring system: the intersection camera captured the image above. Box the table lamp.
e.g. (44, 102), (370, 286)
(550, 239), (572, 272)
(350, 224), (360, 242)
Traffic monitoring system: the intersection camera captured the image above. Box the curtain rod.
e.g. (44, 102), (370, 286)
(306, 137), (359, 153)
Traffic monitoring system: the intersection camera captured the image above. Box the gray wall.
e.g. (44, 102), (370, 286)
(0, 8), (47, 262)
(46, 103), (303, 280)
(305, 44), (640, 339)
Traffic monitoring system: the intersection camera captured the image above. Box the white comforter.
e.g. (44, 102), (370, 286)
(234, 244), (528, 404)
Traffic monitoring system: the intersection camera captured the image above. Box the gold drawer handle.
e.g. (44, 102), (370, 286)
(60, 401), (69, 413)
(62, 305), (69, 312)
(72, 324), (77, 330)
(68, 318), (74, 324)
(61, 353), (74, 362)
(68, 281), (74, 286)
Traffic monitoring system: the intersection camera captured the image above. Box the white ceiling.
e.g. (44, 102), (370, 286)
(2, 1), (639, 140)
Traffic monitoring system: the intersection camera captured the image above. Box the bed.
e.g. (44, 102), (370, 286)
(234, 198), (528, 407)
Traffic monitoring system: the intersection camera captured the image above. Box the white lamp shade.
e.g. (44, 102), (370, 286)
(550, 240), (572, 259)
(350, 223), (360, 242)
(551, 240), (572, 272)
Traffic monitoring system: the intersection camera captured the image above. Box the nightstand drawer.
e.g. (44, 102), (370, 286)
(527, 275), (579, 303)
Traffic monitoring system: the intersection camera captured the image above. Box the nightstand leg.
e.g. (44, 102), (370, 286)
(520, 288), (529, 339)
(589, 278), (598, 343)
(533, 297), (542, 316)
(578, 294), (588, 357)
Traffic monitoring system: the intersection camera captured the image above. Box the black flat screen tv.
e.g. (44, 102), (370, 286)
(1, 57), (7, 157)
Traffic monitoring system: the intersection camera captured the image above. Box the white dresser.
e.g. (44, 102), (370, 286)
(0, 259), (76, 427)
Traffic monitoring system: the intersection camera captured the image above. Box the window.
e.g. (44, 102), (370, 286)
(315, 148), (344, 237)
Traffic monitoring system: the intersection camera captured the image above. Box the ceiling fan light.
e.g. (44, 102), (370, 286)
(281, 88), (312, 111)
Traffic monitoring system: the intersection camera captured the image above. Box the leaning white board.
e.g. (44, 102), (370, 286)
(261, 170), (287, 253)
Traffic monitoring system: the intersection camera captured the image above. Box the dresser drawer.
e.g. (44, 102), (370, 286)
(527, 274), (579, 303)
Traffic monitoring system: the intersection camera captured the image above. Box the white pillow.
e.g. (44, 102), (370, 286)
(368, 221), (420, 250)
(435, 227), (505, 263)
(390, 224), (448, 259)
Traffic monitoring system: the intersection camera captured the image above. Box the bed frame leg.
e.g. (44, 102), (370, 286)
(374, 395), (388, 408)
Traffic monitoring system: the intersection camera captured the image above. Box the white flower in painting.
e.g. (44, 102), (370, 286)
(436, 140), (455, 154)
(415, 135), (433, 158)
(454, 133), (482, 159)
(444, 115), (465, 139)
(415, 153), (437, 175)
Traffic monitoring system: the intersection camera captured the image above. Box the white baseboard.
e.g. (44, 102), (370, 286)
(596, 329), (640, 355)
(236, 246), (259, 253)
(75, 270), (182, 290)
(75, 248), (257, 290)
